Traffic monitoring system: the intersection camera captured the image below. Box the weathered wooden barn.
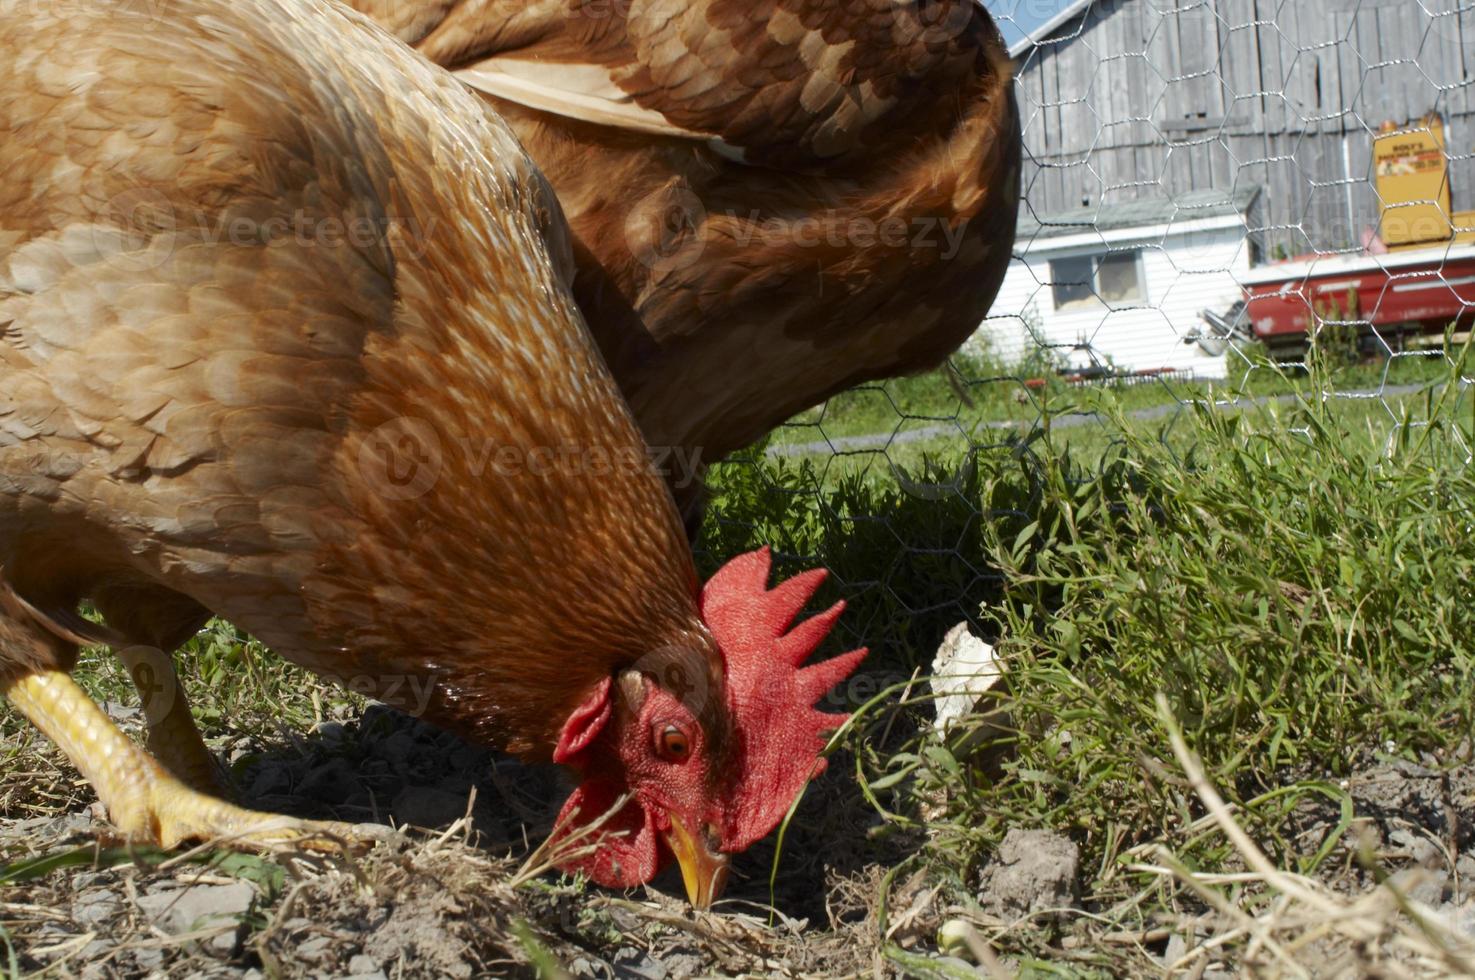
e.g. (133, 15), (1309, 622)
(1011, 0), (1475, 251)
(977, 0), (1475, 376)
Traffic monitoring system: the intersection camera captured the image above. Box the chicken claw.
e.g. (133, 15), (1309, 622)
(3, 669), (387, 854)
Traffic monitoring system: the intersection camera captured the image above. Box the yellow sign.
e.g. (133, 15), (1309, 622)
(1375, 118), (1452, 247)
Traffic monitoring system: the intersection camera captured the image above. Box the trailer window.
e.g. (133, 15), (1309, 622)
(1050, 255), (1096, 310)
(1097, 252), (1144, 304)
(1051, 251), (1145, 310)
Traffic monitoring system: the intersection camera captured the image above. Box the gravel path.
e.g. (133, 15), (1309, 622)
(766, 383), (1436, 457)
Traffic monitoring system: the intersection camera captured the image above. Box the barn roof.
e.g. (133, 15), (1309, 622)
(1017, 183), (1263, 245)
(1006, 0), (1098, 58)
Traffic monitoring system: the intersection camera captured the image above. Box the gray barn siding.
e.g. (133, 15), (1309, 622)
(1016, 0), (1475, 256)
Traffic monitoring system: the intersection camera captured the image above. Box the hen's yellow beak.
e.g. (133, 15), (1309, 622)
(664, 816), (730, 909)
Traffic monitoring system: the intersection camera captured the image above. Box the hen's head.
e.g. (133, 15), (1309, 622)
(549, 547), (866, 906)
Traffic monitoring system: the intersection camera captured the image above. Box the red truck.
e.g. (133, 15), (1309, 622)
(1200, 117), (1475, 359)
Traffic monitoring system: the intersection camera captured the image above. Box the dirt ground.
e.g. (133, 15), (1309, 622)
(5, 702), (1475, 977)
(0, 702), (908, 978)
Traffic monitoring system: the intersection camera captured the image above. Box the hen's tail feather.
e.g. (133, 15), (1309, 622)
(0, 567), (126, 649)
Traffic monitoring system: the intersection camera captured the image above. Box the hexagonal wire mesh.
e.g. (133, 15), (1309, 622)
(698, 0), (1475, 683)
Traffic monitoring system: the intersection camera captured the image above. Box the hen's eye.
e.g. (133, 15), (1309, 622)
(656, 724), (690, 761)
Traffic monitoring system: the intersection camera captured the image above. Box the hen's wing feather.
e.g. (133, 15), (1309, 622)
(2, 4), (393, 532)
(454, 59), (740, 155)
(351, 0), (993, 169)
(607, 0), (986, 167)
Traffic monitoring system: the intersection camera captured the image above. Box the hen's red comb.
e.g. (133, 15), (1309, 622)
(700, 547), (867, 852)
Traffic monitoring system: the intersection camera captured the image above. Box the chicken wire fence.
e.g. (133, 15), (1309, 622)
(701, 0), (1475, 669)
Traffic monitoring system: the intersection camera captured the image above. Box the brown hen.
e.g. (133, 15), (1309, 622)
(0, 0), (861, 906)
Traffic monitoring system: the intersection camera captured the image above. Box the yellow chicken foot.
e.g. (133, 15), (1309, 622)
(116, 643), (228, 795)
(3, 669), (381, 852)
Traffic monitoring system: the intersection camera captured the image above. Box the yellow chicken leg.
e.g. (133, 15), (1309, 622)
(117, 643), (227, 795)
(3, 669), (376, 852)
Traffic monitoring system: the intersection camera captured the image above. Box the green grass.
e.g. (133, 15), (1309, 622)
(762, 345), (1461, 490)
(67, 619), (353, 735)
(770, 344), (1455, 453)
(700, 339), (1475, 944)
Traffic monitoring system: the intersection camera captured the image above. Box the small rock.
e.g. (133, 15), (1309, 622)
(71, 871), (112, 890)
(1389, 828), (1441, 867)
(136, 881), (257, 934)
(2, 815), (50, 835)
(39, 812), (94, 839)
(100, 701), (140, 721)
(658, 949), (705, 978)
(130, 946), (164, 972)
(977, 828), (1080, 919)
(314, 721), (348, 742)
(28, 924), (74, 963)
(297, 758), (359, 802)
(295, 936), (333, 964)
(210, 928), (240, 956)
(611, 947), (665, 979)
(1434, 898), (1475, 938)
(1392, 758), (1438, 778)
(72, 889), (121, 927)
(607, 907), (645, 933)
(1390, 867), (1451, 907)
(345, 953), (388, 980)
(80, 939), (111, 960)
(448, 744), (485, 771)
(392, 787), (468, 829)
(374, 731), (419, 769)
(247, 764), (292, 798)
